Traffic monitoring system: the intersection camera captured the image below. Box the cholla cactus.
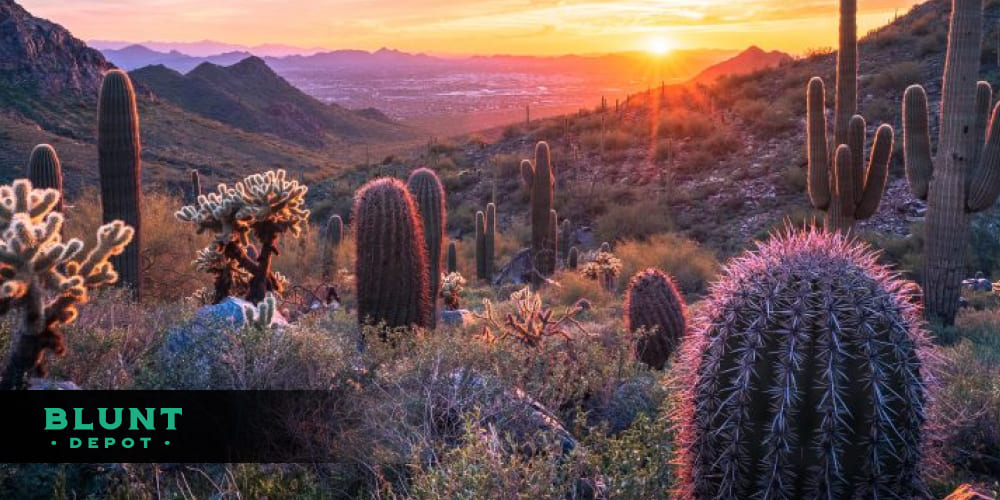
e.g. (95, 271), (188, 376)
(175, 169), (309, 303)
(440, 271), (466, 311)
(0, 180), (134, 389)
(477, 287), (583, 348)
(243, 293), (277, 329)
(676, 228), (930, 498)
(580, 250), (622, 291)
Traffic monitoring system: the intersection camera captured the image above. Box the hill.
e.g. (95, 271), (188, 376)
(129, 57), (416, 148)
(100, 44), (252, 72)
(0, 0), (420, 192)
(690, 46), (793, 84)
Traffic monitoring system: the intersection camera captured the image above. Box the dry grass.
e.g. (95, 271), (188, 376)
(615, 233), (720, 297)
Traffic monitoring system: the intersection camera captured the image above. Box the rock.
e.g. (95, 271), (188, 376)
(493, 248), (534, 285)
(587, 373), (660, 435)
(440, 309), (473, 327)
(944, 484), (996, 500)
(159, 296), (286, 388)
(28, 378), (81, 390)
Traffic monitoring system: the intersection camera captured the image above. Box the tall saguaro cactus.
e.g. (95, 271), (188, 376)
(407, 168), (446, 328)
(27, 145), (63, 212)
(806, 0), (894, 232)
(98, 69), (143, 300)
(521, 141), (555, 287)
(322, 214), (344, 278)
(353, 178), (430, 329)
(475, 210), (487, 280)
(902, 0), (1000, 325)
(677, 229), (929, 498)
(485, 202), (496, 279)
(190, 169), (202, 202)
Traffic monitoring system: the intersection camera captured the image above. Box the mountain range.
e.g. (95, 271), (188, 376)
(0, 0), (417, 192)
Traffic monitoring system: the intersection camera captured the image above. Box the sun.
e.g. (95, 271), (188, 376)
(645, 36), (673, 56)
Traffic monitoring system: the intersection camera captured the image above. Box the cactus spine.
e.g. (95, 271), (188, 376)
(568, 246), (579, 270)
(407, 168), (446, 328)
(26, 145), (63, 212)
(623, 268), (686, 369)
(98, 69), (143, 300)
(522, 142), (555, 287)
(806, 0), (893, 233)
(677, 229), (929, 498)
(447, 240), (457, 274)
(353, 178), (430, 329)
(902, 0), (1000, 326)
(485, 202), (496, 279)
(475, 210), (487, 280)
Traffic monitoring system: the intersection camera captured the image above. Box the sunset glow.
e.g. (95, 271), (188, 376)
(20, 0), (924, 56)
(645, 36), (674, 56)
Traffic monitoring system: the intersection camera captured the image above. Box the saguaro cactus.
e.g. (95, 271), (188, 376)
(26, 145), (63, 212)
(475, 210), (487, 280)
(677, 229), (929, 498)
(522, 141), (555, 287)
(902, 0), (1000, 326)
(806, 0), (894, 233)
(98, 69), (143, 299)
(190, 169), (202, 202)
(322, 214), (344, 278)
(485, 202), (496, 279)
(353, 178), (430, 329)
(407, 168), (446, 328)
(447, 240), (457, 274)
(623, 268), (686, 369)
(568, 246), (579, 270)
(0, 180), (134, 389)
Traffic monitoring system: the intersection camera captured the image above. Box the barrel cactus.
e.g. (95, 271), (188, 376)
(522, 142), (555, 287)
(623, 268), (686, 369)
(902, 0), (1000, 325)
(676, 228), (930, 498)
(407, 168), (446, 328)
(353, 178), (430, 329)
(26, 145), (63, 212)
(806, 0), (893, 233)
(98, 69), (143, 299)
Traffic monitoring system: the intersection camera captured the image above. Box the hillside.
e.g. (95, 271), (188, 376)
(0, 0), (421, 192)
(690, 45), (793, 84)
(130, 57), (417, 148)
(101, 44), (251, 72)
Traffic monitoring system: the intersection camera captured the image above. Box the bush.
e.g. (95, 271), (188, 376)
(871, 61), (924, 94)
(614, 233), (719, 297)
(594, 199), (673, 243)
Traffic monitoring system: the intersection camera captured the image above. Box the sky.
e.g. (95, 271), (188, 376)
(20, 0), (925, 56)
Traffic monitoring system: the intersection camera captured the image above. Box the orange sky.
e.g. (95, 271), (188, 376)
(19, 0), (925, 55)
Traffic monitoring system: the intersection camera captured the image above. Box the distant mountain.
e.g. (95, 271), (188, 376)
(101, 44), (252, 72)
(0, 0), (418, 191)
(130, 57), (415, 147)
(90, 39), (322, 58)
(690, 46), (793, 84)
(0, 0), (110, 95)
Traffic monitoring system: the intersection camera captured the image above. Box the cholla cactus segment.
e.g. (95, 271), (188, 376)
(676, 227), (930, 499)
(244, 293), (277, 329)
(440, 271), (467, 311)
(476, 287), (583, 348)
(580, 250), (623, 291)
(0, 179), (134, 389)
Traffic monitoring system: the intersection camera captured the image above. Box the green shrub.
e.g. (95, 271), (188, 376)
(615, 233), (719, 297)
(594, 199), (673, 243)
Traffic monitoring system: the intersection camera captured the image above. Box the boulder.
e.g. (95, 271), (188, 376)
(440, 309), (474, 327)
(493, 248), (534, 285)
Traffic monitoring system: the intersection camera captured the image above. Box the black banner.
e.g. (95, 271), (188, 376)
(0, 391), (348, 462)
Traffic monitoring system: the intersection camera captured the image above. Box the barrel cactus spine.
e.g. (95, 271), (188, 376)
(353, 178), (430, 329)
(676, 228), (930, 498)
(623, 268), (687, 369)
(97, 69), (143, 300)
(806, 0), (894, 233)
(26, 144), (63, 212)
(407, 168), (446, 328)
(902, 0), (1000, 326)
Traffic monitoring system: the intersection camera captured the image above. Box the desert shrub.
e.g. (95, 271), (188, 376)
(546, 270), (615, 309)
(732, 97), (797, 135)
(614, 233), (719, 297)
(700, 129), (741, 156)
(594, 198), (673, 243)
(777, 165), (807, 194)
(871, 61), (925, 94)
(675, 149), (718, 174)
(952, 308), (1000, 363)
(658, 108), (713, 139)
(863, 96), (898, 126)
(654, 140), (673, 162)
